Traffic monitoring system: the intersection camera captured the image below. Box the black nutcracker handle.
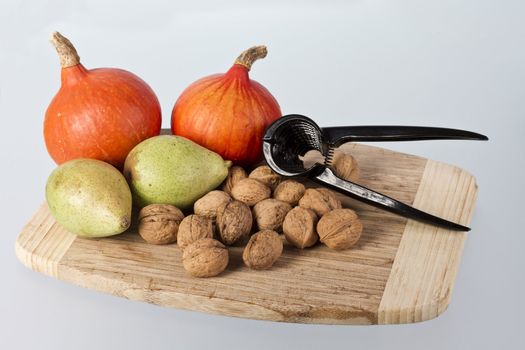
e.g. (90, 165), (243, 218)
(321, 125), (488, 147)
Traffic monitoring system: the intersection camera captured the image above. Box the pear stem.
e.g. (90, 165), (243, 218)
(50, 31), (80, 68)
(234, 46), (267, 71)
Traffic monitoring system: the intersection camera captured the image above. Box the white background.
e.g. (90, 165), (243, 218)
(1, 1), (523, 349)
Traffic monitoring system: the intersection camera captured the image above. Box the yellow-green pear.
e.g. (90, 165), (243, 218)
(46, 158), (132, 237)
(124, 135), (231, 209)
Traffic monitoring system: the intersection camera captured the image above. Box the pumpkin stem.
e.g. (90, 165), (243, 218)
(50, 31), (81, 68)
(234, 46), (267, 71)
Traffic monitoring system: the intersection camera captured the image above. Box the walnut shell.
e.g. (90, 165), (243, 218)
(242, 230), (283, 270)
(298, 188), (342, 217)
(282, 207), (318, 249)
(193, 190), (231, 221)
(317, 208), (363, 250)
(273, 180), (306, 206)
(177, 215), (214, 249)
(248, 165), (281, 190)
(221, 166), (247, 195)
(182, 238), (229, 277)
(252, 199), (292, 232)
(231, 178), (271, 206)
(138, 204), (184, 244)
(332, 152), (360, 182)
(216, 200), (253, 245)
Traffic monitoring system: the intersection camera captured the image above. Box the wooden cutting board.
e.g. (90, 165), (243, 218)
(15, 143), (478, 325)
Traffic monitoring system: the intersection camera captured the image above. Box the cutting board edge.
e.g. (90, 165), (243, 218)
(377, 159), (479, 324)
(14, 203), (76, 278)
(15, 234), (375, 325)
(60, 262), (377, 324)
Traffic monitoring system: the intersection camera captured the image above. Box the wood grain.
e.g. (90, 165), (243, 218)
(378, 160), (478, 323)
(14, 143), (478, 324)
(15, 204), (75, 278)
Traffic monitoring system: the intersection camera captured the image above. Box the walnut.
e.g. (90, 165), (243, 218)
(231, 178), (271, 206)
(138, 204), (184, 244)
(317, 208), (363, 250)
(177, 215), (214, 249)
(252, 199), (292, 232)
(248, 165), (281, 190)
(221, 166), (247, 195)
(332, 151), (360, 182)
(182, 238), (229, 277)
(193, 190), (231, 221)
(298, 188), (342, 217)
(273, 180), (305, 206)
(242, 230), (283, 270)
(216, 200), (253, 245)
(282, 207), (318, 249)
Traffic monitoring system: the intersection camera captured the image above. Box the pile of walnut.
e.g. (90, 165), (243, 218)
(137, 152), (362, 278)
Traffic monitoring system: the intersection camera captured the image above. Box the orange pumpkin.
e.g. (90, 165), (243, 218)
(44, 32), (161, 168)
(171, 46), (281, 167)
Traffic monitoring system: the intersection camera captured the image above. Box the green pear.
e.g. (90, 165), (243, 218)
(46, 158), (132, 237)
(124, 135), (231, 209)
